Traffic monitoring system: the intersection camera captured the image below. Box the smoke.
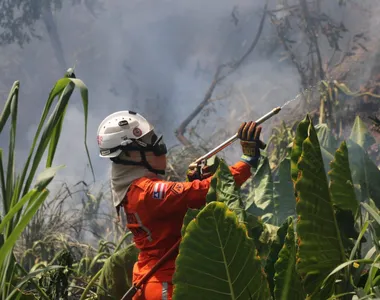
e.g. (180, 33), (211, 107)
(1, 0), (379, 191)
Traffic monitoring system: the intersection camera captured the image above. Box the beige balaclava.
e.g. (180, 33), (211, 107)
(110, 131), (166, 207)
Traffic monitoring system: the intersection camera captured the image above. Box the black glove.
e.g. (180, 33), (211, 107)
(186, 164), (214, 182)
(238, 121), (266, 166)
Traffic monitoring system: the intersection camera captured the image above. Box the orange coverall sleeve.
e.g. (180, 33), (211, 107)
(142, 161), (252, 216)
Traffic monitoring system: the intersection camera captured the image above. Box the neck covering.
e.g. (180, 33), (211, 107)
(111, 163), (158, 207)
(110, 147), (166, 207)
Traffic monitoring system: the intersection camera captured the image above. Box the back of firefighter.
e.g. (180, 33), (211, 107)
(97, 110), (266, 299)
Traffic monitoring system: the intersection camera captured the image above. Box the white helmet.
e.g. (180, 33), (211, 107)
(97, 110), (167, 158)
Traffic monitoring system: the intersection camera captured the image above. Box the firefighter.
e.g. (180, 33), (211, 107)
(96, 110), (266, 300)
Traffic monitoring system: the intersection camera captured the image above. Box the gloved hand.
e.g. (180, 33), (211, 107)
(238, 121), (266, 166)
(186, 164), (213, 182)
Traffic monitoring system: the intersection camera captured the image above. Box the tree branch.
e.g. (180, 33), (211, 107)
(175, 0), (269, 146)
(299, 0), (325, 80)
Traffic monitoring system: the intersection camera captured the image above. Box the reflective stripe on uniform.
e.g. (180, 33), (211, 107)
(134, 212), (153, 241)
(162, 282), (168, 300)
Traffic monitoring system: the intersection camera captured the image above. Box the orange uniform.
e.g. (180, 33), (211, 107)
(123, 161), (252, 299)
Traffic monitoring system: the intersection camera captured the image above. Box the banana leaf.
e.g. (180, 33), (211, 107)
(293, 115), (346, 297)
(173, 202), (270, 300)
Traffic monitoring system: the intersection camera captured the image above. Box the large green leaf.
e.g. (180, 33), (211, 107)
(264, 217), (290, 298)
(328, 141), (358, 258)
(349, 116), (376, 150)
(347, 139), (380, 205)
(315, 123), (340, 174)
(315, 123), (339, 153)
(173, 202), (270, 300)
(274, 216), (305, 300)
(245, 156), (274, 223)
(181, 208), (200, 237)
(96, 244), (139, 299)
(293, 115), (346, 297)
(273, 157), (296, 225)
(329, 141), (358, 215)
(206, 159), (245, 221)
(244, 212), (275, 262)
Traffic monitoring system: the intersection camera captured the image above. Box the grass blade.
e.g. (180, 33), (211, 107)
(0, 190), (49, 268)
(0, 149), (6, 214)
(5, 83), (19, 213)
(321, 259), (374, 288)
(0, 81), (19, 133)
(361, 203), (380, 225)
(0, 190), (38, 233)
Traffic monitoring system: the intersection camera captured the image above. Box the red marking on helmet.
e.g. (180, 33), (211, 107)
(133, 127), (142, 137)
(97, 135), (103, 145)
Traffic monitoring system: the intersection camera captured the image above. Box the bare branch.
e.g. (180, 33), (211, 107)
(175, 0), (269, 146)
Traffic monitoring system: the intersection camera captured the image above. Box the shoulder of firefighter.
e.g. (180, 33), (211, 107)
(123, 160), (252, 248)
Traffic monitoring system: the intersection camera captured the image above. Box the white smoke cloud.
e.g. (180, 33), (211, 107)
(1, 0), (378, 194)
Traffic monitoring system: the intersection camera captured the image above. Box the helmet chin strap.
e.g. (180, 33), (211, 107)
(110, 151), (166, 175)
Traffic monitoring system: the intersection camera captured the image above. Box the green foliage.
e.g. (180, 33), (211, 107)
(208, 159), (279, 259)
(38, 249), (73, 299)
(329, 141), (358, 215)
(243, 155), (296, 226)
(1, 66), (379, 300)
(172, 111), (380, 298)
(245, 156), (275, 223)
(265, 218), (290, 298)
(350, 116), (376, 150)
(273, 157), (296, 226)
(347, 139), (380, 205)
(273, 217), (305, 300)
(206, 158), (245, 221)
(173, 202), (271, 300)
(97, 243), (139, 299)
(181, 208), (200, 237)
(292, 115), (346, 297)
(315, 123), (339, 154)
(0, 72), (92, 298)
(267, 121), (296, 171)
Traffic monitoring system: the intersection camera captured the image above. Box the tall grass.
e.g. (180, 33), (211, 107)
(0, 70), (93, 299)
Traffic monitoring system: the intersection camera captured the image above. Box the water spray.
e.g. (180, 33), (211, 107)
(187, 84), (320, 168)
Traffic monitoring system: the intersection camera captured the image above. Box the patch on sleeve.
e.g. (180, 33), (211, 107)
(153, 182), (167, 199)
(171, 183), (184, 195)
